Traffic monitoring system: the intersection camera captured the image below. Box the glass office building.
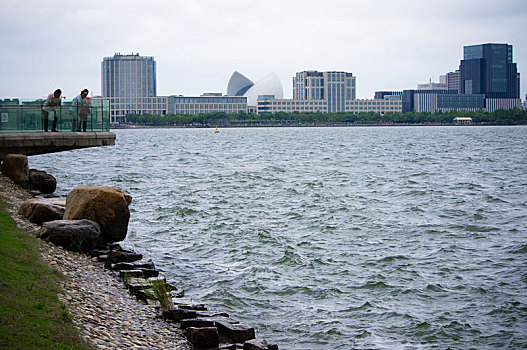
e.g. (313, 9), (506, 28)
(460, 43), (519, 99)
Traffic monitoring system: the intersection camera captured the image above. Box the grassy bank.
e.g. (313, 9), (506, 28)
(0, 199), (90, 349)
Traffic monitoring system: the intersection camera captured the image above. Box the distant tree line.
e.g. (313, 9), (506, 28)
(124, 108), (527, 127)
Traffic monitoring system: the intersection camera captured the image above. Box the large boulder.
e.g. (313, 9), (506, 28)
(18, 197), (66, 225)
(29, 169), (57, 194)
(1, 154), (29, 185)
(63, 186), (132, 242)
(39, 219), (101, 252)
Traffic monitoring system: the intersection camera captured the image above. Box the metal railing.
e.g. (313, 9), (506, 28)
(0, 99), (110, 132)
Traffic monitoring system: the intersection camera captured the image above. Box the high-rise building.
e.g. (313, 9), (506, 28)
(459, 43), (519, 98)
(446, 70), (461, 93)
(293, 71), (356, 113)
(101, 53), (159, 121)
(102, 52), (156, 98)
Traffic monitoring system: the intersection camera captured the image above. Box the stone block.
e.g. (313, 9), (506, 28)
(119, 269), (144, 279)
(104, 250), (143, 268)
(184, 327), (219, 349)
(243, 339), (269, 350)
(216, 321), (255, 343)
(162, 308), (197, 322)
(180, 318), (216, 329)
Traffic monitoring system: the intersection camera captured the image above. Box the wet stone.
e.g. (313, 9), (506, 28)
(163, 309), (198, 322)
(119, 269), (144, 278)
(196, 311), (230, 318)
(243, 339), (274, 350)
(141, 269), (160, 278)
(216, 321), (255, 343)
(173, 301), (207, 311)
(180, 318), (216, 329)
(184, 327), (219, 349)
(104, 250), (143, 268)
(110, 260), (155, 271)
(88, 249), (111, 257)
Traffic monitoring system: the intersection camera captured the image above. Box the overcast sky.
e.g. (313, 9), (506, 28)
(1, 0), (525, 100)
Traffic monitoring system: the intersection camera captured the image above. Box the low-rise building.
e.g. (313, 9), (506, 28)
(170, 96), (248, 114)
(257, 95), (402, 114)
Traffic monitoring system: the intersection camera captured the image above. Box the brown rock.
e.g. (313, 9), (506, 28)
(18, 197), (66, 224)
(1, 154), (29, 184)
(63, 185), (132, 242)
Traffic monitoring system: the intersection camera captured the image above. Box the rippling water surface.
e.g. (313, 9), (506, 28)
(32, 126), (527, 349)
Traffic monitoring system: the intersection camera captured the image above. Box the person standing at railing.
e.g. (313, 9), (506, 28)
(82, 96), (91, 132)
(42, 89), (62, 132)
(70, 89), (89, 131)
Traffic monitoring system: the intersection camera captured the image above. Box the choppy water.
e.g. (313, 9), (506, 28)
(31, 126), (527, 349)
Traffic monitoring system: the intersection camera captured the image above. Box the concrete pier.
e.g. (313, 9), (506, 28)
(0, 132), (116, 159)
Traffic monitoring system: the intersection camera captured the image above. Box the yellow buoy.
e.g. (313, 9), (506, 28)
(215, 127), (220, 133)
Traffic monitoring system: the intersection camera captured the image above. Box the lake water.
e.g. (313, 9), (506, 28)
(31, 126), (527, 349)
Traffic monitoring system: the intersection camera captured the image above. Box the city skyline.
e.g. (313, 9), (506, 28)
(0, 0), (525, 100)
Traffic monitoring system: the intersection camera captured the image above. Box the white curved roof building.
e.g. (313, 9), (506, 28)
(227, 71), (283, 106)
(227, 71), (254, 97)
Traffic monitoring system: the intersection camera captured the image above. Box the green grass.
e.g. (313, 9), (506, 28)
(0, 198), (91, 349)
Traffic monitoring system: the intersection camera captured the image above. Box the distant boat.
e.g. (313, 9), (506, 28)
(215, 127), (220, 133)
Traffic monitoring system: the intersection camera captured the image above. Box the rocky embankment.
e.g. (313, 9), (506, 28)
(0, 154), (278, 350)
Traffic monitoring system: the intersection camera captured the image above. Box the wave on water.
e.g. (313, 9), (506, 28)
(29, 126), (527, 349)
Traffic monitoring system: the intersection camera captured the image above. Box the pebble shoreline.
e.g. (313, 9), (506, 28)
(0, 174), (191, 350)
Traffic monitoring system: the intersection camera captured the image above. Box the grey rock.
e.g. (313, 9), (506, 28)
(162, 309), (197, 322)
(216, 321), (255, 343)
(109, 260), (155, 271)
(180, 318), (216, 329)
(243, 339), (271, 350)
(104, 251), (143, 268)
(39, 219), (101, 252)
(119, 269), (145, 279)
